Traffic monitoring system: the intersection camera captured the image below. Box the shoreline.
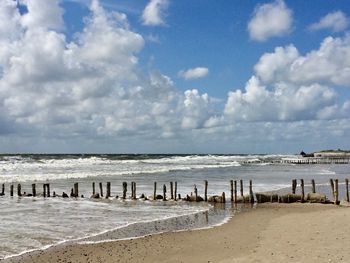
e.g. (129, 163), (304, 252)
(4, 203), (350, 263)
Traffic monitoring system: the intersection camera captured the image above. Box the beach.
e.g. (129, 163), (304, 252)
(4, 203), (350, 263)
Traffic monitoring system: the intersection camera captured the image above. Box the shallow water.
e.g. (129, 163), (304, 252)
(0, 154), (349, 259)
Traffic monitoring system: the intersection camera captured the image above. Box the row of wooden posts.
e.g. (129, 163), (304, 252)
(0, 178), (349, 204)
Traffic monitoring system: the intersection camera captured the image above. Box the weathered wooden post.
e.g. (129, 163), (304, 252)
(92, 182), (95, 195)
(32, 184), (36, 197)
(10, 184), (14, 197)
(311, 179), (316, 193)
(122, 182), (127, 199)
(153, 182), (157, 200)
(170, 182), (174, 199)
(1, 183), (4, 196)
(249, 180), (254, 203)
(194, 184), (198, 201)
(174, 182), (178, 201)
(73, 183), (78, 198)
(222, 192), (226, 203)
(334, 179), (339, 205)
(346, 179), (349, 202)
(17, 184), (22, 197)
(163, 184), (166, 201)
(330, 179), (335, 202)
(133, 182), (137, 199)
(230, 180), (234, 202)
(47, 184), (50, 198)
(300, 179), (305, 203)
(131, 182), (134, 199)
(106, 182), (111, 198)
(292, 179), (297, 194)
(43, 184), (46, 197)
(99, 182), (103, 197)
(234, 180), (237, 203)
(240, 180), (243, 197)
(204, 180), (208, 202)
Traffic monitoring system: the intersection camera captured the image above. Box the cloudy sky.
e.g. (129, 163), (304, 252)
(0, 0), (349, 154)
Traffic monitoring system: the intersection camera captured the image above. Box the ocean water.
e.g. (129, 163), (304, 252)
(0, 154), (349, 259)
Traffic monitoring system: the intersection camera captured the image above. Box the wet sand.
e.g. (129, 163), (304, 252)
(4, 203), (350, 263)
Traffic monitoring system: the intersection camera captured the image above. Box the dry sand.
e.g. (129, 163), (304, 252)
(3, 203), (350, 263)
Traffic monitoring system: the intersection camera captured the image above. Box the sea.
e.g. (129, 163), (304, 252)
(0, 154), (349, 259)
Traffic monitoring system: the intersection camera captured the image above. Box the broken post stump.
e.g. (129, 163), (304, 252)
(73, 183), (78, 198)
(311, 179), (316, 193)
(334, 179), (339, 205)
(170, 182), (174, 199)
(99, 182), (103, 197)
(163, 184), (167, 201)
(204, 180), (208, 202)
(346, 178), (349, 202)
(330, 179), (335, 201)
(153, 182), (157, 200)
(174, 182), (178, 201)
(17, 184), (22, 197)
(10, 185), (14, 197)
(32, 184), (36, 197)
(240, 180), (243, 197)
(92, 182), (95, 195)
(194, 184), (198, 201)
(106, 182), (111, 198)
(222, 192), (226, 203)
(300, 179), (305, 203)
(122, 182), (127, 199)
(1, 183), (4, 196)
(292, 179), (297, 194)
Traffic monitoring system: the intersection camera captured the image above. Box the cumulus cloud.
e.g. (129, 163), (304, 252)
(224, 76), (346, 122)
(254, 35), (350, 87)
(309, 11), (349, 32)
(142, 0), (169, 26)
(178, 67), (209, 80)
(248, 0), (293, 41)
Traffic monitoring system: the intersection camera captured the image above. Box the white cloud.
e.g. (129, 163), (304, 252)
(309, 11), (349, 32)
(224, 76), (345, 122)
(248, 0), (293, 42)
(142, 0), (168, 26)
(254, 35), (350, 87)
(178, 67), (209, 80)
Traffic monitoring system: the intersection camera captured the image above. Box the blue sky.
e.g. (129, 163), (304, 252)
(0, 0), (349, 153)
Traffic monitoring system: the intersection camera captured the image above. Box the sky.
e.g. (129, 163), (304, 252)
(0, 0), (350, 154)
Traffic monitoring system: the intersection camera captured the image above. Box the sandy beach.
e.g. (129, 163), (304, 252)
(3, 203), (350, 263)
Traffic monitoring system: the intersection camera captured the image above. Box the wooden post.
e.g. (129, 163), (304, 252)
(133, 182), (136, 199)
(249, 180), (254, 203)
(292, 179), (297, 194)
(73, 183), (78, 198)
(92, 182), (95, 195)
(230, 180), (234, 202)
(222, 192), (226, 203)
(10, 184), (14, 197)
(204, 180), (208, 202)
(153, 182), (157, 200)
(194, 184), (198, 201)
(99, 182), (103, 197)
(32, 184), (36, 197)
(300, 179), (305, 203)
(43, 184), (46, 197)
(106, 182), (111, 198)
(334, 179), (339, 205)
(170, 182), (174, 199)
(17, 184), (22, 197)
(122, 182), (127, 199)
(1, 183), (4, 196)
(311, 179), (316, 193)
(330, 179), (335, 202)
(234, 180), (237, 203)
(131, 182), (134, 199)
(174, 182), (177, 201)
(163, 184), (166, 201)
(240, 180), (243, 197)
(346, 179), (349, 202)
(47, 184), (50, 198)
